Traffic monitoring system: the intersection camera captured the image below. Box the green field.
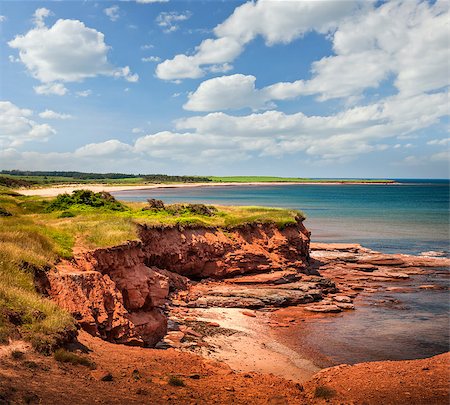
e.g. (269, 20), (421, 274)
(209, 176), (394, 183)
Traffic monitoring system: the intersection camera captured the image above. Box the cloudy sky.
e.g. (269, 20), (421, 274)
(0, 0), (448, 178)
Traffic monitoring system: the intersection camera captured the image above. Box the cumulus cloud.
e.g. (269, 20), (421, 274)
(104, 5), (120, 22)
(156, 11), (192, 33)
(74, 140), (132, 157)
(0, 15), (6, 23)
(301, 0), (450, 100)
(8, 10), (138, 93)
(0, 101), (56, 148)
(157, 0), (449, 116)
(184, 74), (303, 111)
(39, 110), (72, 120)
(34, 83), (68, 96)
(156, 0), (363, 80)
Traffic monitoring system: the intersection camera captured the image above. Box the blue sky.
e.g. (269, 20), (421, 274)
(0, 0), (448, 178)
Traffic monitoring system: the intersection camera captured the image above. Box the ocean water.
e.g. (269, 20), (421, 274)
(113, 180), (450, 363)
(113, 180), (450, 256)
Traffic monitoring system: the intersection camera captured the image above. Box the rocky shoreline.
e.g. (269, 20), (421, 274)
(159, 242), (449, 380)
(2, 216), (449, 403)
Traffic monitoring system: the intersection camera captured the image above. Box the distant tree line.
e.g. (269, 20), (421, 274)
(1, 170), (212, 182)
(1, 170), (137, 179)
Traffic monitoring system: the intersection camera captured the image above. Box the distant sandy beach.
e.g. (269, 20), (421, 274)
(17, 181), (396, 197)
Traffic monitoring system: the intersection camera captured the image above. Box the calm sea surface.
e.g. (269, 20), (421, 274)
(114, 180), (450, 364)
(113, 180), (450, 256)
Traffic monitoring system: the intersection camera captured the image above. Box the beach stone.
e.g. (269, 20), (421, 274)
(304, 304), (342, 313)
(335, 302), (355, 310)
(333, 295), (352, 303)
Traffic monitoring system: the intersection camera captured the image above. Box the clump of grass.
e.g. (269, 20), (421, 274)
(11, 350), (25, 360)
(314, 385), (336, 399)
(168, 375), (185, 387)
(53, 348), (95, 368)
(0, 206), (12, 217)
(58, 211), (75, 218)
(46, 190), (126, 212)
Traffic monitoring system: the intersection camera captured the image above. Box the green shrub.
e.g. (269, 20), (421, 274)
(46, 190), (126, 212)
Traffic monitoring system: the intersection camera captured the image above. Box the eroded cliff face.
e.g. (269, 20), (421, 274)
(139, 221), (310, 279)
(42, 221), (310, 347)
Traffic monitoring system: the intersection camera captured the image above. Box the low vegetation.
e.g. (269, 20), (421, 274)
(0, 188), (303, 349)
(168, 375), (185, 387)
(53, 348), (95, 368)
(314, 385), (336, 399)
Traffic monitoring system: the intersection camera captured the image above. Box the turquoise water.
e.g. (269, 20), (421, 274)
(113, 180), (450, 255)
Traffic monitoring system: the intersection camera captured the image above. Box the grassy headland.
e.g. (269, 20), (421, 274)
(0, 188), (303, 349)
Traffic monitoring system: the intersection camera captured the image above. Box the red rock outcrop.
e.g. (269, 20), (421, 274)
(42, 221), (311, 347)
(139, 221), (310, 279)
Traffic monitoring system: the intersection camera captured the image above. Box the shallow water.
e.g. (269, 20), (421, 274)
(300, 271), (449, 365)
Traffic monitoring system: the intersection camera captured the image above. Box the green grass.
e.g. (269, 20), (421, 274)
(209, 176), (394, 183)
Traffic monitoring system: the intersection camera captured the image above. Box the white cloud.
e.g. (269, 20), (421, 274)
(0, 15), (6, 23)
(156, 0), (363, 80)
(184, 74), (303, 111)
(142, 56), (161, 63)
(132, 127), (143, 134)
(39, 110), (72, 120)
(33, 7), (52, 28)
(156, 11), (192, 33)
(34, 83), (68, 96)
(76, 89), (92, 97)
(9, 11), (138, 88)
(104, 5), (120, 22)
(75, 140), (132, 157)
(177, 91), (449, 159)
(301, 0), (450, 101)
(141, 44), (154, 50)
(0, 101), (56, 148)
(156, 0), (449, 111)
(428, 138), (450, 146)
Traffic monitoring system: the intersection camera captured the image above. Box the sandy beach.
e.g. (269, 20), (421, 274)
(17, 181), (396, 197)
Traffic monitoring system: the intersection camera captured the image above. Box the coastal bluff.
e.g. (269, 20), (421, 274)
(40, 220), (311, 347)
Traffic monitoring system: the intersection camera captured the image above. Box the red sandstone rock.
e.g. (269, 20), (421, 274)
(304, 304), (342, 313)
(138, 221), (310, 279)
(242, 310), (257, 317)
